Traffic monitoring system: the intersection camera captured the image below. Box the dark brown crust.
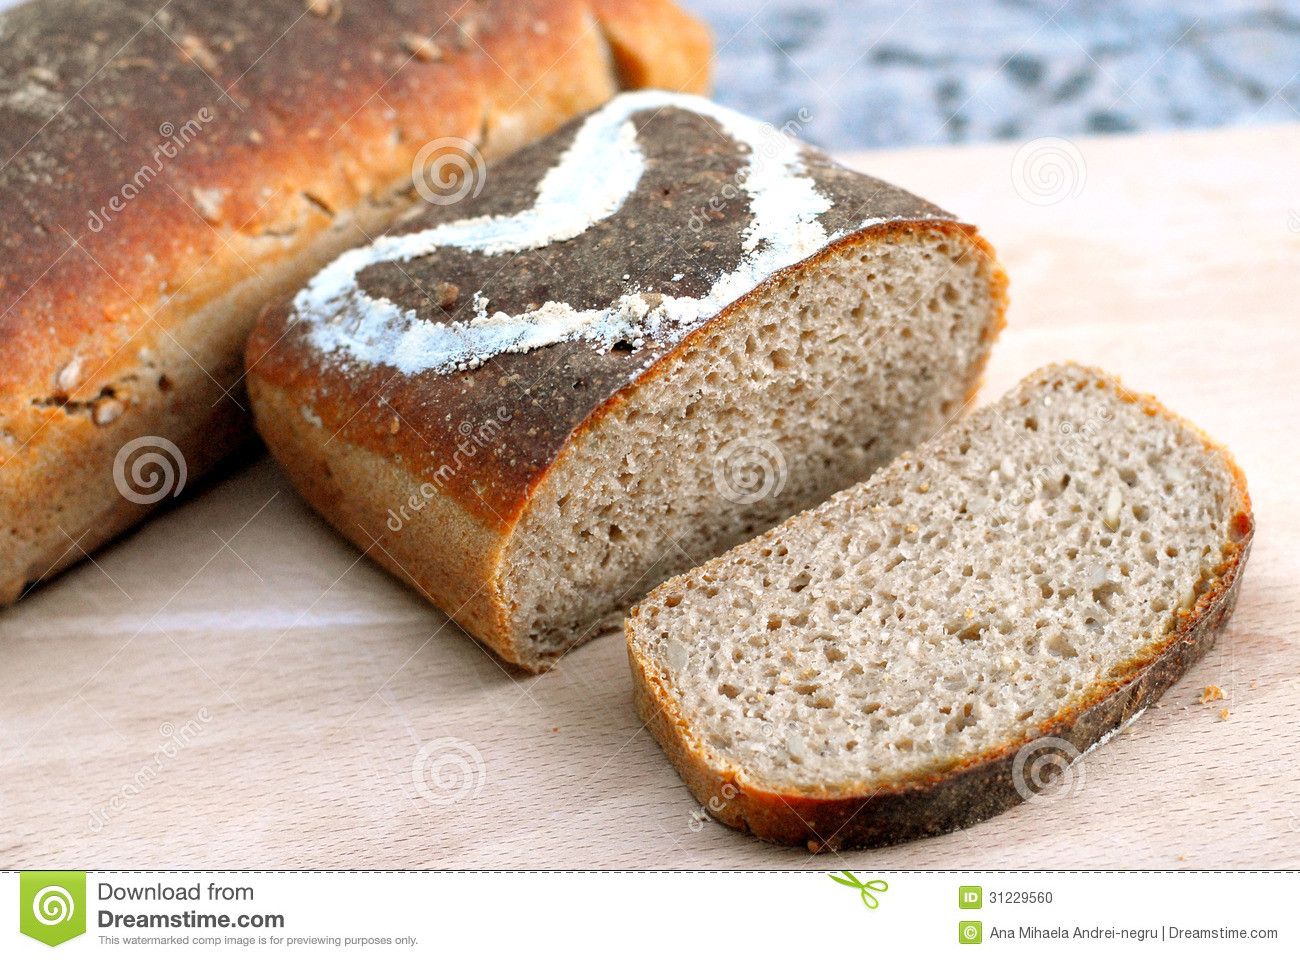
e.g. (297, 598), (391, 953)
(626, 366), (1255, 850)
(0, 0), (711, 602)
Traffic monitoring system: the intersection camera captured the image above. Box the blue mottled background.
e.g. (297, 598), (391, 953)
(679, 0), (1300, 149)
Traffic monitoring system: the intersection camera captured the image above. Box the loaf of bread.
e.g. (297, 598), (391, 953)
(247, 90), (1009, 671)
(627, 364), (1254, 850)
(0, 0), (710, 604)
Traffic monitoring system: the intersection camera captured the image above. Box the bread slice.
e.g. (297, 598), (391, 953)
(627, 364), (1254, 849)
(247, 91), (1008, 671)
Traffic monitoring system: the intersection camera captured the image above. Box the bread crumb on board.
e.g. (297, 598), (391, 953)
(1219, 709), (1230, 721)
(1199, 684), (1226, 704)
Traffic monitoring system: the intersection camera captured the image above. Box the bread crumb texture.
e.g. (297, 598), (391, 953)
(632, 364), (1251, 796)
(502, 225), (995, 664)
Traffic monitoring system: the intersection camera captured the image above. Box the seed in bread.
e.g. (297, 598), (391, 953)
(627, 364), (1254, 849)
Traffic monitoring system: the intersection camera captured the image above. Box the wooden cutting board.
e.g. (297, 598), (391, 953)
(2, 123), (1297, 869)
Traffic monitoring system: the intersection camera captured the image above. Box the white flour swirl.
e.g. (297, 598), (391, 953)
(296, 90), (916, 375)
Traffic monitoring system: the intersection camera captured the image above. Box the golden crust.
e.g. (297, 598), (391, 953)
(625, 365), (1255, 850)
(590, 0), (713, 91)
(247, 376), (519, 659)
(0, 0), (712, 602)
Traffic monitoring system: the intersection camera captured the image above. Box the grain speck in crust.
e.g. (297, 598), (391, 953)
(55, 357), (82, 392)
(401, 33), (443, 63)
(305, 0), (342, 23)
(177, 34), (219, 73)
(190, 187), (226, 225)
(426, 282), (459, 310)
(92, 396), (124, 426)
(627, 364), (1254, 848)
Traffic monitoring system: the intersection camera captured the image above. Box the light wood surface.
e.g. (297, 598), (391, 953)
(2, 123), (1297, 869)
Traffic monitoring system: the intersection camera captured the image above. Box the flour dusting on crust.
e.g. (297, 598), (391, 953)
(294, 90), (943, 375)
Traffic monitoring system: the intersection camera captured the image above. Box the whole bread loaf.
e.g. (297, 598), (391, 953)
(247, 91), (1009, 671)
(627, 364), (1253, 850)
(0, 0), (710, 604)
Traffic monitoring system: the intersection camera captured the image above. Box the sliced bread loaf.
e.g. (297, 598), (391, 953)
(626, 364), (1254, 849)
(0, 0), (711, 606)
(247, 91), (1007, 671)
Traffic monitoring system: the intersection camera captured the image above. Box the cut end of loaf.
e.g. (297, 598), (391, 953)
(627, 363), (1253, 848)
(499, 222), (1004, 670)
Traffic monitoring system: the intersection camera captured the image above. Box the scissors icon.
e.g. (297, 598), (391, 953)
(829, 871), (889, 909)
